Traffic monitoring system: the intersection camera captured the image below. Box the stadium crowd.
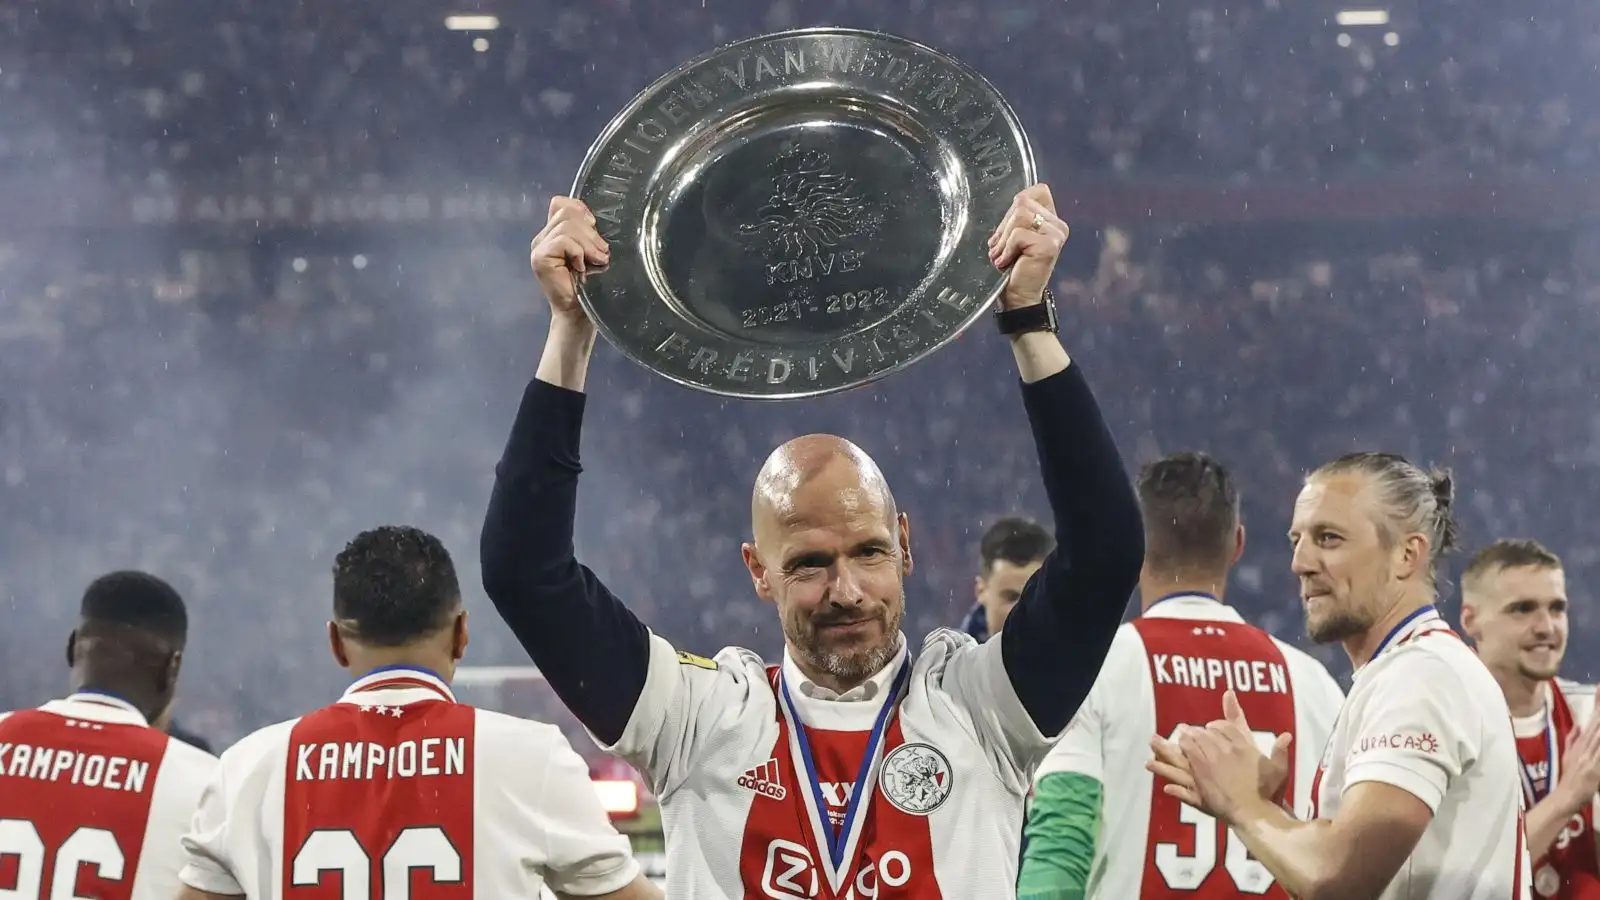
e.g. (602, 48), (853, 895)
(3, 220), (1597, 749)
(1, 0), (1595, 188)
(2, 0), (1598, 756)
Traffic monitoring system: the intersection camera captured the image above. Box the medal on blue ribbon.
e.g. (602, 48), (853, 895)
(778, 659), (912, 897)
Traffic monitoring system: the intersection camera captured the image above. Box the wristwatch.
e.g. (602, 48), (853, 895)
(994, 288), (1059, 336)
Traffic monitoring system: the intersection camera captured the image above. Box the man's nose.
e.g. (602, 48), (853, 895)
(1530, 609), (1558, 636)
(1290, 542), (1317, 576)
(827, 562), (868, 605)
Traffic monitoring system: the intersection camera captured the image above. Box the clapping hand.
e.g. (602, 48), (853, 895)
(1552, 691), (1600, 813)
(1146, 690), (1294, 823)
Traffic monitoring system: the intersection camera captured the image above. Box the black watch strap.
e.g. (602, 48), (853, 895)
(994, 288), (1059, 336)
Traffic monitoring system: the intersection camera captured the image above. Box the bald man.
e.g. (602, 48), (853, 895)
(481, 186), (1144, 898)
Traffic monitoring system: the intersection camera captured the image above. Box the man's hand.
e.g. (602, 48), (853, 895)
(532, 196), (608, 391)
(988, 184), (1069, 309)
(1525, 702), (1600, 860)
(1554, 694), (1600, 810)
(1148, 691), (1293, 823)
(531, 196), (610, 325)
(1147, 731), (1205, 810)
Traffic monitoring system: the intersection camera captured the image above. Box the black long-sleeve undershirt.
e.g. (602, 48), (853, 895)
(479, 380), (650, 745)
(480, 363), (1143, 746)
(1001, 364), (1144, 735)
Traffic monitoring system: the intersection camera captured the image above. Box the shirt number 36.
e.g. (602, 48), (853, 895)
(1151, 728), (1280, 895)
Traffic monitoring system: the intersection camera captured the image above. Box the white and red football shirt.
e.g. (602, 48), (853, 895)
(178, 666), (640, 899)
(1033, 593), (1346, 899)
(1311, 606), (1530, 899)
(1514, 679), (1600, 899)
(598, 627), (1055, 898)
(0, 692), (219, 900)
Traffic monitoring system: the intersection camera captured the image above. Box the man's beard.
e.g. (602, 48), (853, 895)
(1305, 604), (1370, 645)
(809, 639), (900, 685)
(788, 594), (905, 685)
(1304, 568), (1387, 646)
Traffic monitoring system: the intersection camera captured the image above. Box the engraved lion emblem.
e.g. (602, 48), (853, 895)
(738, 147), (869, 259)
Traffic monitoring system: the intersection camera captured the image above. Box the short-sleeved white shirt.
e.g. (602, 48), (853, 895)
(602, 627), (1053, 898)
(0, 693), (218, 900)
(178, 667), (640, 899)
(1312, 607), (1531, 900)
(1035, 594), (1345, 899)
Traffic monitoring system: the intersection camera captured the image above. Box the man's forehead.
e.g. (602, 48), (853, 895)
(791, 470), (887, 509)
(984, 558), (1042, 587)
(1485, 565), (1568, 602)
(777, 485), (895, 534)
(1291, 475), (1369, 525)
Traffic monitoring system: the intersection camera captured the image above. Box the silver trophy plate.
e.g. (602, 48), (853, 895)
(572, 27), (1035, 399)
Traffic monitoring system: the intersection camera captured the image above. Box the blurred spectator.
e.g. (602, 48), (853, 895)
(0, 0), (1596, 187)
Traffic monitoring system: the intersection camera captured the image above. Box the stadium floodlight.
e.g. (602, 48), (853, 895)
(1335, 9), (1390, 26)
(444, 14), (500, 31)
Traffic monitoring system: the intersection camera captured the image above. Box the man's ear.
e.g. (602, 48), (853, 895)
(743, 543), (775, 603)
(1459, 602), (1481, 642)
(452, 610), (470, 662)
(898, 512), (913, 578)
(160, 649), (183, 697)
(1395, 532), (1430, 582)
(328, 621), (351, 668)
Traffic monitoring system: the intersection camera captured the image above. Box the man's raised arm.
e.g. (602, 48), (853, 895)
(987, 185), (1145, 738)
(480, 197), (650, 746)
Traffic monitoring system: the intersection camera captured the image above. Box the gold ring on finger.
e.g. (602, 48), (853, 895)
(1030, 212), (1045, 231)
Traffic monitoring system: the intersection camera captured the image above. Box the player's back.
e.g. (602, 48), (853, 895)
(179, 667), (641, 900)
(1031, 593), (1345, 899)
(0, 692), (219, 900)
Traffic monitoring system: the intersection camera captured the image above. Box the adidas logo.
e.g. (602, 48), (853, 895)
(738, 759), (787, 801)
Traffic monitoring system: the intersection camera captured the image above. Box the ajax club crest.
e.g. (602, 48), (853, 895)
(879, 743), (954, 815)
